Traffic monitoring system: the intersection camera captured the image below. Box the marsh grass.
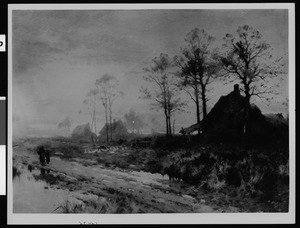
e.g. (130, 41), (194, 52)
(51, 188), (142, 214)
(54, 192), (143, 214)
(52, 196), (84, 213)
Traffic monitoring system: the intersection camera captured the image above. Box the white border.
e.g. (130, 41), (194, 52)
(0, 146), (6, 195)
(6, 3), (296, 10)
(7, 3), (295, 225)
(0, 99), (6, 195)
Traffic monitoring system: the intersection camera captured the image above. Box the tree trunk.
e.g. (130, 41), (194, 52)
(172, 119), (176, 135)
(163, 86), (170, 137)
(93, 96), (97, 135)
(201, 87), (207, 118)
(164, 111), (169, 137)
(201, 85), (207, 134)
(244, 84), (251, 135)
(109, 108), (113, 142)
(195, 89), (201, 135)
(105, 108), (109, 143)
(168, 115), (172, 137)
(166, 96), (172, 137)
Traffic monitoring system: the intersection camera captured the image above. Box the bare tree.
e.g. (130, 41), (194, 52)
(220, 25), (285, 134)
(80, 88), (99, 136)
(141, 53), (186, 137)
(174, 28), (218, 133)
(95, 74), (123, 143)
(58, 117), (72, 137)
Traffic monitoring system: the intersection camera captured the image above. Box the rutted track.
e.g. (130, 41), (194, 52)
(13, 145), (222, 213)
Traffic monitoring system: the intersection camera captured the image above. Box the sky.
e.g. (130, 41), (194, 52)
(11, 8), (289, 138)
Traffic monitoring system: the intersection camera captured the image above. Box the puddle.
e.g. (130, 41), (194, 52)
(13, 165), (84, 213)
(129, 170), (169, 186)
(102, 179), (113, 184)
(182, 194), (195, 200)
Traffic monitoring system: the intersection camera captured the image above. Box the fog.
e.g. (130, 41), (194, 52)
(12, 9), (289, 138)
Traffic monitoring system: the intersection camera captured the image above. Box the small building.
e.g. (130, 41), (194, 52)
(180, 84), (288, 143)
(98, 119), (129, 142)
(71, 123), (97, 142)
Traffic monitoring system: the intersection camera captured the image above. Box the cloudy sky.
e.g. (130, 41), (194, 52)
(11, 8), (289, 137)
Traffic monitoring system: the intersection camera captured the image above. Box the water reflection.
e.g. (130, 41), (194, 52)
(13, 165), (72, 213)
(32, 168), (58, 185)
(13, 166), (21, 179)
(27, 164), (33, 172)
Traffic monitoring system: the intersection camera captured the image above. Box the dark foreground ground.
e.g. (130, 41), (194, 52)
(12, 137), (289, 213)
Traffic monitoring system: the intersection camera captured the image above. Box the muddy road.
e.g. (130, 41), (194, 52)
(12, 141), (264, 213)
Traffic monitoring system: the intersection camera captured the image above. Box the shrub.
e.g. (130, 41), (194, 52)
(160, 144), (289, 201)
(58, 145), (82, 160)
(144, 160), (163, 174)
(152, 135), (189, 150)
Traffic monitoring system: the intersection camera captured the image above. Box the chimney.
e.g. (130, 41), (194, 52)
(234, 84), (240, 95)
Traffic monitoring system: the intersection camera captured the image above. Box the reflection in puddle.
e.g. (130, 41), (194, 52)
(32, 168), (58, 185)
(13, 166), (22, 179)
(13, 165), (81, 213)
(27, 164), (33, 172)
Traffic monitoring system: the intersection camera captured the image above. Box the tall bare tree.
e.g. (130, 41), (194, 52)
(80, 88), (99, 136)
(174, 28), (218, 133)
(95, 74), (123, 142)
(141, 53), (186, 137)
(220, 25), (285, 134)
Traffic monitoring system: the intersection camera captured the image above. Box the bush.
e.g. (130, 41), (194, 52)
(152, 135), (190, 150)
(57, 144), (82, 160)
(112, 159), (129, 169)
(160, 145), (289, 201)
(144, 160), (163, 174)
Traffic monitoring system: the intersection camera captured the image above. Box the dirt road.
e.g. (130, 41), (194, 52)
(12, 142), (246, 213)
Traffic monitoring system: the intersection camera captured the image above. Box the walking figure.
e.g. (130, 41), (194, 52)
(45, 149), (51, 164)
(37, 145), (46, 166)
